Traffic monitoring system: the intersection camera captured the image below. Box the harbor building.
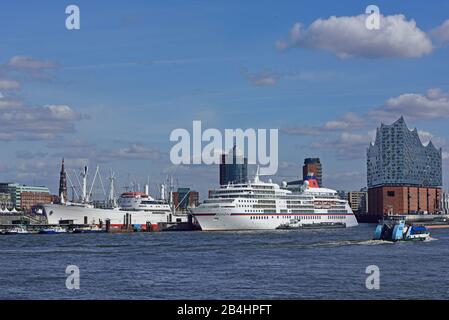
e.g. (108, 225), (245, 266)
(347, 189), (368, 214)
(219, 145), (248, 185)
(0, 192), (12, 208)
(20, 192), (54, 211)
(367, 116), (443, 217)
(172, 188), (199, 212)
(0, 182), (52, 211)
(442, 191), (449, 214)
(303, 158), (322, 187)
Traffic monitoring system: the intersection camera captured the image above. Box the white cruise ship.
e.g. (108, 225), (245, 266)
(191, 172), (358, 231)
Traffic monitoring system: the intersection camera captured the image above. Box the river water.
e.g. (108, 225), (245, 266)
(1, 223), (448, 299)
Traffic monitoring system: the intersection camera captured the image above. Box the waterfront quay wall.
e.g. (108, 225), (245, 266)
(356, 213), (449, 224)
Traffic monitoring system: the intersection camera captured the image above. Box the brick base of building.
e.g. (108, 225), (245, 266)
(368, 186), (442, 218)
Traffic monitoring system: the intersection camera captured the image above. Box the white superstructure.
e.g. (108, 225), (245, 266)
(192, 172), (358, 231)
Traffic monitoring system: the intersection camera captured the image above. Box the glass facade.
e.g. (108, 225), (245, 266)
(0, 183), (50, 208)
(219, 146), (248, 185)
(367, 117), (442, 188)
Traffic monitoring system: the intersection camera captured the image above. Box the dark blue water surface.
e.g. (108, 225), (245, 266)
(1, 224), (448, 299)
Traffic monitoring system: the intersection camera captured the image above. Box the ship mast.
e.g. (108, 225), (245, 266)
(81, 165), (88, 203)
(108, 170), (117, 207)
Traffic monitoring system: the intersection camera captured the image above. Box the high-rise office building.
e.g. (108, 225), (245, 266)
(367, 116), (443, 217)
(303, 158), (322, 187)
(347, 189), (368, 214)
(219, 145), (248, 185)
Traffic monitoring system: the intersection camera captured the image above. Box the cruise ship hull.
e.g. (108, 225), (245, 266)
(192, 212), (358, 231)
(43, 204), (171, 230)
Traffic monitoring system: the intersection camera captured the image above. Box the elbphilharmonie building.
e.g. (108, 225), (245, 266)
(367, 117), (443, 217)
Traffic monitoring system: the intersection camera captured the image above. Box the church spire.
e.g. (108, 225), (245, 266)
(58, 158), (67, 203)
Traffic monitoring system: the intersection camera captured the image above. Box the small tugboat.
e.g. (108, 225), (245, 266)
(39, 226), (67, 234)
(73, 225), (105, 234)
(277, 218), (302, 230)
(374, 216), (430, 242)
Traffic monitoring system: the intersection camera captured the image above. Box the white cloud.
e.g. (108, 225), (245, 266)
(6, 56), (58, 80)
(0, 104), (86, 141)
(324, 120), (350, 130)
(0, 96), (23, 109)
(430, 19), (449, 43)
(324, 112), (365, 130)
(106, 144), (166, 161)
(281, 126), (322, 136)
(443, 152), (449, 160)
(0, 79), (20, 90)
(370, 88), (449, 120)
(277, 14), (433, 58)
(0, 55), (87, 141)
(418, 130), (434, 145)
(45, 104), (83, 121)
(242, 69), (279, 86)
(8, 56), (56, 70)
(311, 132), (373, 160)
(340, 132), (372, 144)
(282, 112), (365, 137)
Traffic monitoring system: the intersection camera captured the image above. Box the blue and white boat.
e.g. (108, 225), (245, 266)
(4, 226), (31, 235)
(39, 226), (67, 234)
(374, 216), (430, 242)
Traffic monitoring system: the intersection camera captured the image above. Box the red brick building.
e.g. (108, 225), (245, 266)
(366, 117), (443, 218)
(368, 186), (442, 216)
(20, 192), (53, 211)
(172, 188), (199, 212)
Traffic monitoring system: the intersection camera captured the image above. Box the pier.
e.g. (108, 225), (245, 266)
(0, 213), (200, 234)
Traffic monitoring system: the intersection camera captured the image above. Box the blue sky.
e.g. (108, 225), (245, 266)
(1, 0), (449, 198)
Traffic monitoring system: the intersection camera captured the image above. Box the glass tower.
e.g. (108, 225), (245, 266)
(219, 145), (248, 185)
(367, 116), (442, 188)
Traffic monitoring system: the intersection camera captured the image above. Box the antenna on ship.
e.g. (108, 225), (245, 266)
(254, 165), (260, 183)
